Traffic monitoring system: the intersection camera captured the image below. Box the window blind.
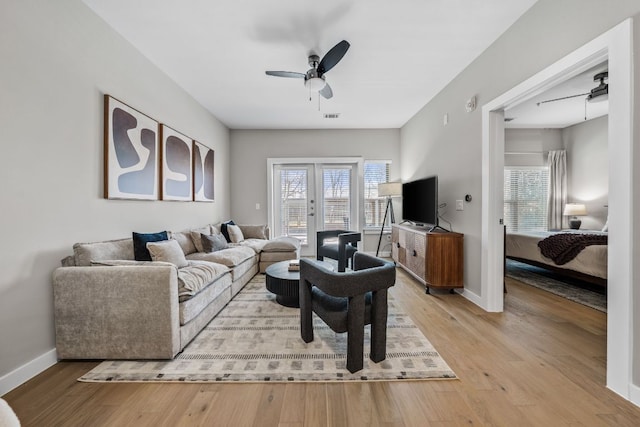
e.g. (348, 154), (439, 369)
(504, 167), (549, 232)
(323, 168), (351, 230)
(364, 161), (391, 227)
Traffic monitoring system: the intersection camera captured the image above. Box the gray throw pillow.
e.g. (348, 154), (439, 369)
(201, 233), (229, 252)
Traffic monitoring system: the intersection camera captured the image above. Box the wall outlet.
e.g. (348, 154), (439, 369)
(456, 200), (464, 211)
(255, 203), (260, 210)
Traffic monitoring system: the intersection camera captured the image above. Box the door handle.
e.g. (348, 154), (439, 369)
(308, 213), (315, 216)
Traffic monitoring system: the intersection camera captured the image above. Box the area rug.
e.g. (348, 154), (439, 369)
(79, 276), (456, 383)
(505, 259), (606, 312)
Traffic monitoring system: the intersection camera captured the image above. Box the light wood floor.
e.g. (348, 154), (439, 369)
(5, 269), (640, 426)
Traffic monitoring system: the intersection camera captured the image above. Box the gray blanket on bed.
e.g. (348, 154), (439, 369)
(537, 233), (608, 265)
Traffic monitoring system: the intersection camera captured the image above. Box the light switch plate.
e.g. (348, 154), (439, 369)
(456, 200), (464, 211)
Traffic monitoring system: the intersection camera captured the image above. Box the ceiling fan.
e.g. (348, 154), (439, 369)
(536, 71), (609, 106)
(265, 40), (350, 99)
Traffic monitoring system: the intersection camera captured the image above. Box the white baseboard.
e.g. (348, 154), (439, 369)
(0, 349), (57, 397)
(459, 287), (482, 307)
(630, 382), (640, 408)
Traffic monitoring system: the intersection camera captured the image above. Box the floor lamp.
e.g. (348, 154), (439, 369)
(376, 182), (402, 257)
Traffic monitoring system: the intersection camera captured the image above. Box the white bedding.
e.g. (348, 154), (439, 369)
(505, 230), (608, 280)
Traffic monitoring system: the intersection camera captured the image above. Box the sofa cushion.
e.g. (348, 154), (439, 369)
(169, 230), (197, 255)
(133, 231), (168, 261)
(179, 270), (232, 324)
(186, 246), (255, 267)
(146, 240), (189, 268)
(73, 238), (134, 266)
(201, 233), (229, 252)
(262, 237), (300, 252)
(236, 238), (268, 253)
(177, 260), (229, 301)
(259, 251), (298, 263)
(239, 224), (269, 240)
(90, 259), (175, 267)
(227, 224), (244, 243)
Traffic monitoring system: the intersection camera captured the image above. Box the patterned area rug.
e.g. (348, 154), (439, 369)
(506, 259), (607, 312)
(79, 276), (456, 383)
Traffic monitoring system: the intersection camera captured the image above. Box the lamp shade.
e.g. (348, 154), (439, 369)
(378, 182), (402, 197)
(563, 203), (587, 216)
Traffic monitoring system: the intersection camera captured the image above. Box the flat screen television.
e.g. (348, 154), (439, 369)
(402, 175), (439, 230)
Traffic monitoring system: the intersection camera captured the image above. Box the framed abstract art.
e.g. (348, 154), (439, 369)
(104, 95), (160, 200)
(160, 125), (193, 201)
(193, 141), (215, 202)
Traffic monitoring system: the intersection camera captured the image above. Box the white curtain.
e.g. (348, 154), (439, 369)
(547, 150), (567, 230)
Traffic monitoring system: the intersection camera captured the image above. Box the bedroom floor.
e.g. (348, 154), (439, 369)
(505, 259), (607, 312)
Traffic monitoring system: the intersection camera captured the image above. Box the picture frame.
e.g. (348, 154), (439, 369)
(104, 95), (160, 200)
(160, 125), (193, 201)
(193, 141), (215, 202)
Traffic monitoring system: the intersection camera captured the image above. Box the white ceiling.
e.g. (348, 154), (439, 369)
(82, 0), (538, 130)
(505, 62), (609, 128)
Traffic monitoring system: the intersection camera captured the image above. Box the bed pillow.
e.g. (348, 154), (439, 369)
(602, 218), (609, 232)
(132, 231), (168, 261)
(146, 239), (189, 268)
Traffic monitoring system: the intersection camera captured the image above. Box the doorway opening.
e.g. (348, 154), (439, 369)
(481, 20), (633, 400)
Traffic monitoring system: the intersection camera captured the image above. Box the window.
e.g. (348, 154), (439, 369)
(364, 161), (391, 227)
(322, 167), (352, 230)
(504, 167), (549, 232)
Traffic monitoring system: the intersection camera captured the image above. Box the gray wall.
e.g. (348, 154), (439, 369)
(563, 116), (609, 230)
(229, 129), (401, 252)
(504, 128), (563, 167)
(0, 0), (230, 384)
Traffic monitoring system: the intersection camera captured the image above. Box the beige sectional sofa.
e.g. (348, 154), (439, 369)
(53, 223), (299, 360)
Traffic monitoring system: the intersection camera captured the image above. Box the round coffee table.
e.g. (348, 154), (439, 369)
(265, 260), (334, 307)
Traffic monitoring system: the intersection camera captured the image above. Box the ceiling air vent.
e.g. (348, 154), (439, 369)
(324, 113), (340, 119)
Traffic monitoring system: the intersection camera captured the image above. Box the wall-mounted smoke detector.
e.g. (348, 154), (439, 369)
(323, 113), (340, 119)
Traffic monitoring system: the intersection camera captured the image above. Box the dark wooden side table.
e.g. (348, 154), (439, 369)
(265, 260), (334, 307)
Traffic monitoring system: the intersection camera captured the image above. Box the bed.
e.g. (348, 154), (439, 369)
(505, 229), (608, 286)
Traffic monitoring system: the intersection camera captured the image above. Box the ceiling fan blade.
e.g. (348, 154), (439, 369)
(317, 40), (350, 76)
(265, 71), (306, 79)
(319, 83), (333, 99)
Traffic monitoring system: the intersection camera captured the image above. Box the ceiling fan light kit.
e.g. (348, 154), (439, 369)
(265, 40), (350, 100)
(304, 76), (326, 91)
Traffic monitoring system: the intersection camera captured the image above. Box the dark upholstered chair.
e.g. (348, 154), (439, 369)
(299, 252), (396, 373)
(316, 230), (361, 272)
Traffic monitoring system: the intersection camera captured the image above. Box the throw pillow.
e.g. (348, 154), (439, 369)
(220, 220), (236, 242)
(189, 226), (211, 252)
(239, 224), (268, 240)
(132, 231), (168, 261)
(201, 233), (229, 252)
(146, 239), (189, 268)
(227, 224), (244, 243)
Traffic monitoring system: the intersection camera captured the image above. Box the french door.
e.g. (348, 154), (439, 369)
(269, 159), (360, 257)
